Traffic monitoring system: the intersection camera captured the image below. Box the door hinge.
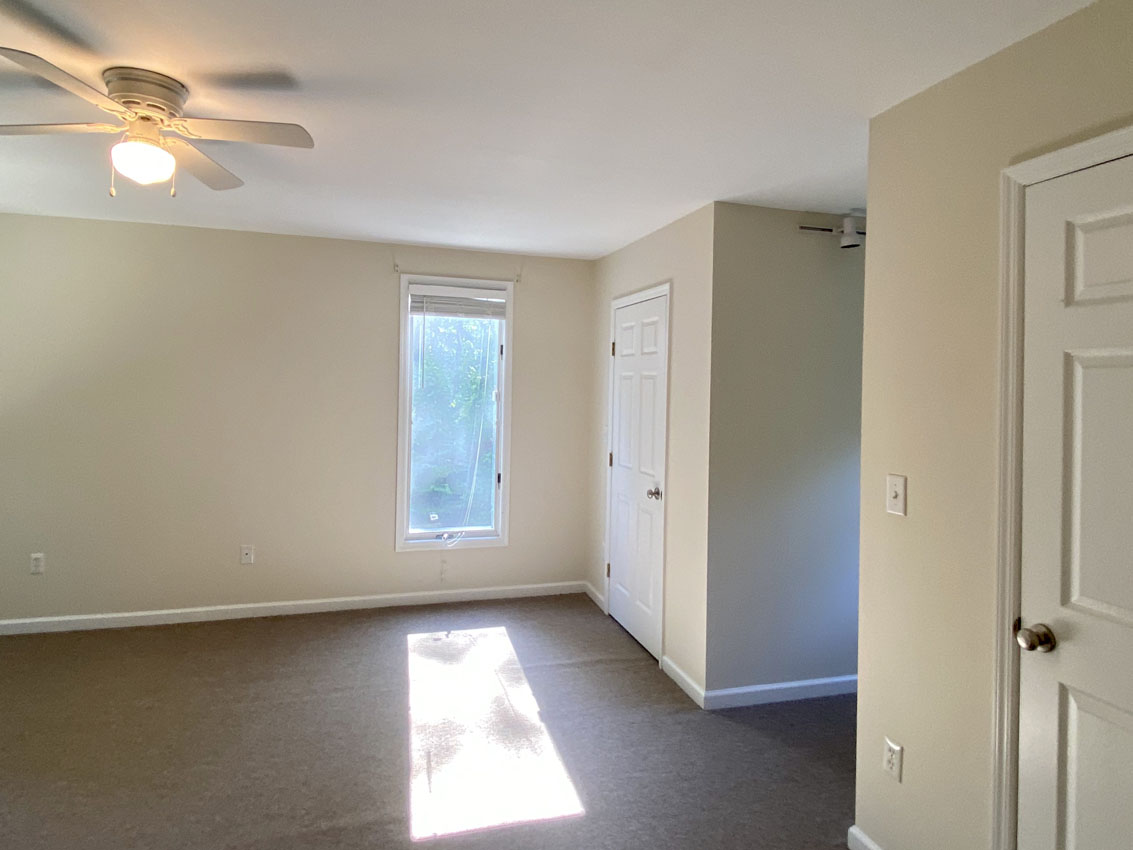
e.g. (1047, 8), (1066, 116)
(606, 563), (611, 578)
(499, 344), (504, 357)
(608, 451), (613, 467)
(497, 472), (502, 487)
(611, 341), (615, 356)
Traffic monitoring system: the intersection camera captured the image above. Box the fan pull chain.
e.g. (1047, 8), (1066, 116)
(108, 132), (128, 198)
(170, 168), (176, 198)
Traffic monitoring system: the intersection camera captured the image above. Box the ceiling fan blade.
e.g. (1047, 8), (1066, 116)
(166, 137), (244, 190)
(171, 116), (313, 148)
(0, 46), (131, 117)
(195, 68), (299, 92)
(0, 67), (63, 90)
(0, 0), (97, 52)
(0, 121), (120, 135)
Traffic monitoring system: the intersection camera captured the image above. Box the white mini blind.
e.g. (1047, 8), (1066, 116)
(409, 290), (507, 319)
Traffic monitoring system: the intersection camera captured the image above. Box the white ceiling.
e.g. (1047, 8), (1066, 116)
(0, 0), (1094, 258)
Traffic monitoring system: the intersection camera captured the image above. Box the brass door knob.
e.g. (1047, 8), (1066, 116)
(1016, 623), (1057, 653)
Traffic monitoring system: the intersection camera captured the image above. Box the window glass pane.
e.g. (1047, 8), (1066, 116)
(408, 313), (500, 534)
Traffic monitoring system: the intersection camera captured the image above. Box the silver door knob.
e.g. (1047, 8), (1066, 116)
(1016, 623), (1057, 653)
(646, 487), (662, 500)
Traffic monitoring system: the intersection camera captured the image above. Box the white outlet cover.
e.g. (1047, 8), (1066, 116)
(883, 736), (904, 782)
(886, 474), (907, 516)
(240, 545), (255, 565)
(30, 553), (45, 575)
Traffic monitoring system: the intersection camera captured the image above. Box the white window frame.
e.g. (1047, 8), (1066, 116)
(396, 274), (513, 551)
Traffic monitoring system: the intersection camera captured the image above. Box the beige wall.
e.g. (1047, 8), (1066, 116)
(706, 203), (863, 691)
(591, 204), (715, 688)
(857, 1), (1133, 848)
(0, 214), (596, 619)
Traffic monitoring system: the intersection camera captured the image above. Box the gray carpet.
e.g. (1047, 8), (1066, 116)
(0, 595), (855, 849)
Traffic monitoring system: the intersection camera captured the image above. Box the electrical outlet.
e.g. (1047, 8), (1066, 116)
(886, 474), (907, 516)
(240, 545), (255, 565)
(30, 553), (45, 575)
(883, 737), (903, 782)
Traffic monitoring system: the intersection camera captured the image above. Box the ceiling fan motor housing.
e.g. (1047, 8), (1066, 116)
(102, 67), (189, 121)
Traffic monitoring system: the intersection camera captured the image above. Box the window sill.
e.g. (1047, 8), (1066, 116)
(396, 534), (508, 553)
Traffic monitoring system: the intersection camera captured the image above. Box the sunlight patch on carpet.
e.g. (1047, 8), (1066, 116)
(407, 626), (584, 840)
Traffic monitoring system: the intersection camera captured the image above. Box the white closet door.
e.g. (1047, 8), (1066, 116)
(608, 293), (668, 658)
(1018, 152), (1133, 850)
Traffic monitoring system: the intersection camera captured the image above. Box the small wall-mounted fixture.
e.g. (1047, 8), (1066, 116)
(839, 213), (864, 249)
(798, 208), (866, 249)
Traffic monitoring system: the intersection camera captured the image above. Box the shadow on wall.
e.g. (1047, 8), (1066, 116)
(1013, 109), (1133, 165)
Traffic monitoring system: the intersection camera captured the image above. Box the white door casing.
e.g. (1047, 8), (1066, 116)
(1016, 152), (1133, 849)
(606, 287), (668, 658)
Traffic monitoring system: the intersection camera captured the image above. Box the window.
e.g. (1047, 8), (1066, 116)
(397, 275), (512, 549)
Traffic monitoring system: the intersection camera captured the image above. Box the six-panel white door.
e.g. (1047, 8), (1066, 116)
(1018, 152), (1133, 849)
(608, 293), (668, 658)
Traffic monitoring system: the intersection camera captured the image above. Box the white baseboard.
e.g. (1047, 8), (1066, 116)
(0, 581), (589, 636)
(582, 581), (606, 611)
(660, 655), (706, 708)
(702, 673), (858, 710)
(847, 825), (884, 850)
(658, 659), (857, 711)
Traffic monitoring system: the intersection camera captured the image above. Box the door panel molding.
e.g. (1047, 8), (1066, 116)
(996, 123), (1133, 850)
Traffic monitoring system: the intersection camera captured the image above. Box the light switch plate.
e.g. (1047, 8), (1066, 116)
(240, 545), (255, 565)
(886, 474), (907, 516)
(30, 553), (45, 575)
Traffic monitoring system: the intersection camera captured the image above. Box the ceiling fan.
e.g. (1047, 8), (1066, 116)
(0, 46), (313, 193)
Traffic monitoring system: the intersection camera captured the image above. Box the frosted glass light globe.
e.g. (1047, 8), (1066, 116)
(111, 138), (175, 185)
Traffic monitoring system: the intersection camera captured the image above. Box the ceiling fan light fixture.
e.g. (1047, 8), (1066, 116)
(0, 48), (311, 191)
(111, 137), (175, 185)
